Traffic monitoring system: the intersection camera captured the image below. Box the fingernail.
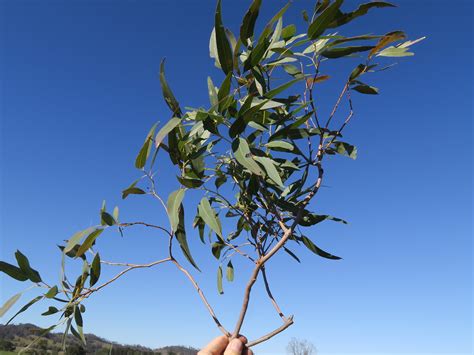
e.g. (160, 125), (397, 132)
(229, 339), (243, 352)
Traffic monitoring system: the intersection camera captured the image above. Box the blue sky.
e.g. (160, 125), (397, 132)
(0, 0), (472, 354)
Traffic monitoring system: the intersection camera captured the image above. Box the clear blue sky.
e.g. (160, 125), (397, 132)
(1, 0), (472, 354)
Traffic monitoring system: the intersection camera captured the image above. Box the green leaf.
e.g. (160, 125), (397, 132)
(308, 0), (343, 40)
(321, 45), (374, 58)
(154, 117), (182, 148)
(281, 24), (296, 41)
(349, 64), (367, 81)
(101, 212), (116, 226)
(328, 2), (396, 28)
(217, 266), (224, 294)
(167, 189), (186, 232)
(75, 229), (104, 258)
(264, 78), (301, 99)
(232, 138), (265, 176)
(6, 295), (43, 325)
(45, 286), (59, 299)
(215, 0), (233, 74)
(333, 141), (357, 159)
(377, 46), (415, 57)
(159, 59), (182, 116)
(198, 197), (223, 240)
(135, 122), (158, 169)
(90, 253), (101, 287)
(226, 261), (234, 282)
(352, 84), (379, 95)
(299, 213), (348, 227)
(217, 72), (232, 112)
(175, 206), (200, 271)
(113, 206), (119, 222)
(283, 247), (301, 263)
(15, 250), (42, 283)
(301, 236), (341, 260)
(368, 31), (406, 58)
(265, 140), (295, 152)
(207, 77), (219, 108)
(0, 293), (21, 318)
(0, 261), (28, 281)
(122, 187), (146, 199)
(240, 0), (262, 44)
(254, 156), (284, 188)
(177, 176), (204, 188)
(41, 306), (59, 316)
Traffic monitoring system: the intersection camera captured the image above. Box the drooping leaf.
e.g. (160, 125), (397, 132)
(215, 0), (234, 74)
(301, 236), (342, 260)
(254, 156), (284, 188)
(232, 138), (265, 176)
(167, 188), (186, 232)
(0, 261), (28, 281)
(113, 206), (119, 222)
(217, 266), (224, 294)
(226, 261), (234, 282)
(265, 140), (295, 152)
(377, 46), (414, 57)
(6, 296), (43, 325)
(328, 2), (396, 28)
(217, 72), (233, 112)
(135, 122), (158, 169)
(198, 197), (223, 240)
(154, 117), (182, 148)
(177, 176), (204, 188)
(159, 59), (182, 116)
(0, 293), (21, 318)
(207, 77), (219, 108)
(90, 253), (101, 287)
(240, 0), (262, 45)
(308, 0), (343, 40)
(122, 187), (146, 199)
(175, 206), (200, 271)
(349, 64), (367, 81)
(15, 250), (42, 283)
(283, 247), (301, 263)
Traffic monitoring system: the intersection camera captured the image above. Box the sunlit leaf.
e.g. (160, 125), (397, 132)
(226, 260), (234, 282)
(167, 188), (186, 232)
(215, 0), (234, 74)
(76, 229), (104, 258)
(217, 266), (224, 294)
(0, 293), (21, 318)
(154, 117), (182, 148)
(198, 197), (223, 240)
(308, 0), (343, 40)
(160, 59), (182, 116)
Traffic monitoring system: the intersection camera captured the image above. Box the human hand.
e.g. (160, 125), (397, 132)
(198, 335), (254, 355)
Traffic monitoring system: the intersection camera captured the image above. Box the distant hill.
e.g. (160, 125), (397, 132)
(0, 323), (198, 354)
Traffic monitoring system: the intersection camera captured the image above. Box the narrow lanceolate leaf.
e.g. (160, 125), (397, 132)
(377, 46), (415, 57)
(264, 78), (301, 99)
(232, 138), (264, 176)
(198, 197), (223, 240)
(207, 77), (219, 108)
(217, 72), (232, 112)
(328, 2), (396, 28)
(177, 176), (204, 188)
(283, 247), (301, 263)
(167, 188), (186, 232)
(122, 187), (146, 199)
(308, 0), (343, 40)
(0, 293), (21, 317)
(113, 206), (119, 222)
(15, 250), (42, 283)
(154, 117), (181, 148)
(75, 229), (104, 258)
(254, 156), (284, 188)
(6, 296), (43, 325)
(175, 206), (200, 271)
(215, 0), (233, 74)
(135, 122), (158, 169)
(265, 140), (295, 152)
(90, 253), (101, 287)
(321, 45), (374, 58)
(301, 236), (342, 260)
(159, 59), (182, 116)
(349, 64), (367, 81)
(352, 84), (379, 95)
(0, 261), (28, 281)
(217, 266), (224, 294)
(369, 31), (406, 58)
(226, 261), (234, 282)
(240, 0), (262, 44)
